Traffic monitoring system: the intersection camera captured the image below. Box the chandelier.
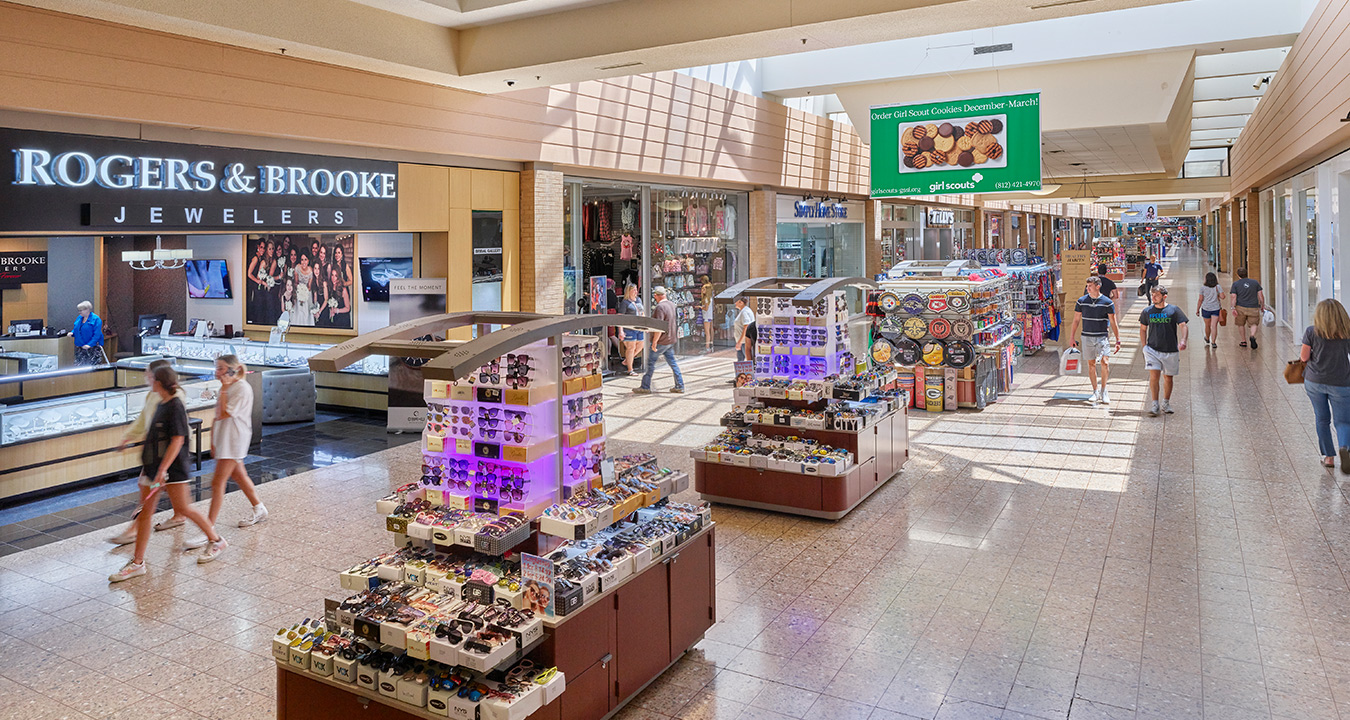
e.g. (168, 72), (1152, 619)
(122, 236), (192, 270)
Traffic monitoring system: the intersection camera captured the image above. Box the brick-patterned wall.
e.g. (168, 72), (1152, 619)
(520, 166), (564, 314)
(748, 190), (777, 279)
(1244, 190), (1261, 280)
(864, 201), (882, 279)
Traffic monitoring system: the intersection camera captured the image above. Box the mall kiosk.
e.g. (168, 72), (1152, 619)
(276, 311), (716, 720)
(693, 277), (909, 520)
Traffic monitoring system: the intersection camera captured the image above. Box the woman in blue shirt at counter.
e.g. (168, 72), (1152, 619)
(72, 300), (103, 366)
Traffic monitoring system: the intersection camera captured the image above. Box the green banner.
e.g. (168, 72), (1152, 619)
(870, 91), (1041, 198)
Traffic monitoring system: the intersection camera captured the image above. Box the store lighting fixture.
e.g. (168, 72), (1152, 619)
(122, 235), (192, 270)
(1071, 177), (1099, 205)
(1027, 183), (1061, 196)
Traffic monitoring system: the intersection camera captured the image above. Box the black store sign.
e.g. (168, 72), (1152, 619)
(0, 127), (399, 232)
(0, 251), (47, 284)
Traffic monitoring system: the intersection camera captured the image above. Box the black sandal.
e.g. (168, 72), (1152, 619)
(1238, 341), (1247, 347)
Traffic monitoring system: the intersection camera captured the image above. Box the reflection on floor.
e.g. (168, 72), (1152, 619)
(2, 249), (1349, 720)
(0, 413), (420, 555)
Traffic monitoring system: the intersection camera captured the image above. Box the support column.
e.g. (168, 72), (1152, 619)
(749, 189), (777, 278)
(519, 163), (564, 314)
(865, 199), (882, 279)
(973, 206), (985, 249)
(1218, 203), (1230, 273)
(1245, 189), (1261, 278)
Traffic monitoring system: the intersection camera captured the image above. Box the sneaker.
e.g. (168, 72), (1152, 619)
(198, 539), (228, 564)
(1101, 390), (1111, 405)
(1250, 337), (1258, 349)
(108, 561), (146, 583)
(632, 387), (652, 395)
(1162, 400), (1174, 414)
(1148, 402), (1160, 417)
(108, 530), (137, 546)
(153, 517), (184, 532)
(670, 387), (685, 394)
(182, 535), (209, 550)
(1088, 391), (1101, 405)
(1340, 447), (1350, 475)
(239, 504), (268, 528)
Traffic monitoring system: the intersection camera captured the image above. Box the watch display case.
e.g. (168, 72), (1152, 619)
(0, 352), (59, 375)
(143, 335), (388, 375)
(0, 374), (222, 446)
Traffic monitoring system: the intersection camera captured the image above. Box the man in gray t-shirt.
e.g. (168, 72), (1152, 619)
(634, 287), (685, 394)
(1229, 267), (1265, 349)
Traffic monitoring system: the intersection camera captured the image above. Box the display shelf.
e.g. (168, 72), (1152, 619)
(144, 334), (389, 375)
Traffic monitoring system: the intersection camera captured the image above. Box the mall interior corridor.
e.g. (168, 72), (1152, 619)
(1, 249), (1347, 720)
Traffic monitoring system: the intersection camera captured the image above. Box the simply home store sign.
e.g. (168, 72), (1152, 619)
(869, 91), (1041, 198)
(1, 128), (399, 232)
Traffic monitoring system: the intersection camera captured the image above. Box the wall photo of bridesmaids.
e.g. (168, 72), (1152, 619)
(245, 233), (355, 331)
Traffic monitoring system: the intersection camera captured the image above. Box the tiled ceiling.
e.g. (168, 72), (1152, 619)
(348, 0), (623, 28)
(1043, 126), (1164, 179)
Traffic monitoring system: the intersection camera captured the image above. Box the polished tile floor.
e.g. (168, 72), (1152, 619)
(2, 249), (1348, 720)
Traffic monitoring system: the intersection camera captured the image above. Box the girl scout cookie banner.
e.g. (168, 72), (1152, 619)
(870, 91), (1041, 198)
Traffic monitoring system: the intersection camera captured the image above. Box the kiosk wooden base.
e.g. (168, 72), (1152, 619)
(696, 409), (907, 519)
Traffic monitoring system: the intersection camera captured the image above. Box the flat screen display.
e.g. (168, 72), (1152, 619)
(360, 257), (413, 302)
(186, 259), (233, 299)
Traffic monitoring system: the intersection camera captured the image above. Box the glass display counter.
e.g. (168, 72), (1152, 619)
(143, 335), (387, 375)
(0, 352), (59, 375)
(0, 374), (221, 446)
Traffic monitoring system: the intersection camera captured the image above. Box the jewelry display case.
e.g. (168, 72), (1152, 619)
(144, 335), (389, 375)
(0, 351), (59, 375)
(0, 374), (221, 447)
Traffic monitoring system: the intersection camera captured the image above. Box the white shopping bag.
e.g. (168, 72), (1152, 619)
(1059, 348), (1082, 375)
(1263, 308), (1275, 327)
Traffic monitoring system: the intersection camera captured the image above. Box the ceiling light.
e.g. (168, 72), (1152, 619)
(1027, 184), (1061, 196)
(1071, 177), (1099, 205)
(124, 236), (191, 270)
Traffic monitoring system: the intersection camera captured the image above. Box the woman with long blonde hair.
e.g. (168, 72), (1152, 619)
(1299, 298), (1350, 472)
(205, 354), (268, 528)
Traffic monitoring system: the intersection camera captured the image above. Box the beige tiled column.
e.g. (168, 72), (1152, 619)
(748, 189), (777, 278)
(864, 199), (882, 279)
(1245, 189), (1261, 278)
(520, 164), (564, 314)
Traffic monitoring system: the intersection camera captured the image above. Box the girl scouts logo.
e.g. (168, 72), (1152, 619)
(927, 292), (949, 313)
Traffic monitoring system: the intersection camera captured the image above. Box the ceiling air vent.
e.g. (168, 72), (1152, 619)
(597, 61), (643, 71)
(973, 43), (1013, 56)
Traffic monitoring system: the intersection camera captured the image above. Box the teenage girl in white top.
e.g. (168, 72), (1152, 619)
(207, 354), (267, 528)
(1197, 272), (1226, 348)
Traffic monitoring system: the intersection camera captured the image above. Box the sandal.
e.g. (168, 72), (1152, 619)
(154, 517), (185, 532)
(1323, 457), (1336, 468)
(1238, 341), (1247, 347)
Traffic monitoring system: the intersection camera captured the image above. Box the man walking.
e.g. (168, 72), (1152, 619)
(1140, 255), (1163, 296)
(1094, 263), (1119, 303)
(1229, 267), (1265, 349)
(634, 286), (685, 394)
(733, 296), (756, 362)
(1068, 276), (1122, 404)
(1139, 285), (1188, 416)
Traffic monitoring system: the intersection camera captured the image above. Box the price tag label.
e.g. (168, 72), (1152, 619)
(426, 435), (444, 453)
(601, 458), (616, 486)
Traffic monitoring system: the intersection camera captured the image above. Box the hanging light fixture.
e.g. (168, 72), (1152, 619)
(122, 235), (192, 270)
(1071, 177), (1099, 205)
(1027, 183), (1062, 196)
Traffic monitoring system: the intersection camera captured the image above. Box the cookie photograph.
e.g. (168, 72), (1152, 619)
(897, 113), (1008, 174)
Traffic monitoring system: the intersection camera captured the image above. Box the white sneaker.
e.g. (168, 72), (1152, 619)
(1162, 400), (1174, 414)
(198, 539), (228, 564)
(108, 561), (146, 583)
(182, 535), (209, 550)
(1101, 390), (1111, 405)
(238, 504), (268, 528)
(108, 530), (137, 546)
(1149, 402), (1160, 417)
(1088, 391), (1101, 404)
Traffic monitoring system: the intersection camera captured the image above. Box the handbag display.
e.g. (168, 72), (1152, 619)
(1284, 359), (1306, 384)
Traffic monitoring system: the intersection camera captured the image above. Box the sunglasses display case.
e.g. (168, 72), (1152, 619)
(695, 279), (910, 520)
(875, 259), (1018, 412)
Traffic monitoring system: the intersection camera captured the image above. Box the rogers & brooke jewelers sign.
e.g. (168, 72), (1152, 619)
(1, 128), (399, 232)
(0, 251), (47, 284)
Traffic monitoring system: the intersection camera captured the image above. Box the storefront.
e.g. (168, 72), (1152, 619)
(1260, 156), (1347, 333)
(0, 126), (520, 501)
(561, 178), (748, 357)
(776, 196), (866, 279)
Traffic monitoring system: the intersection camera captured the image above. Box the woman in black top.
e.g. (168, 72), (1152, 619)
(1300, 298), (1350, 473)
(109, 365), (227, 582)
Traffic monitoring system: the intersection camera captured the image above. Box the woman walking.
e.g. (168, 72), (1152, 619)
(1300, 298), (1350, 473)
(1196, 272), (1225, 348)
(699, 275), (714, 352)
(109, 359), (185, 544)
(618, 284), (644, 375)
(109, 365), (227, 582)
(207, 355), (267, 528)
